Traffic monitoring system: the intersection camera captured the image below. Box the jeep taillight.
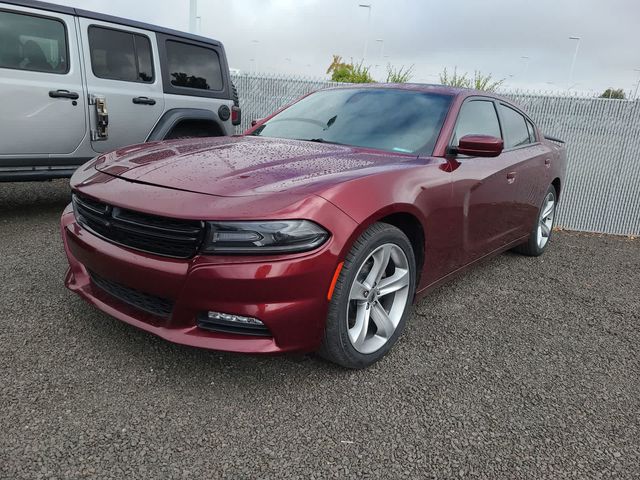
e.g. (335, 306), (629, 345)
(231, 106), (241, 126)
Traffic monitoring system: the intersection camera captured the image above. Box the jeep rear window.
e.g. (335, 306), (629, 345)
(166, 40), (223, 91)
(88, 26), (153, 83)
(0, 10), (68, 74)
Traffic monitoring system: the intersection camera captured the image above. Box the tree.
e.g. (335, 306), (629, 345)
(326, 55), (374, 83)
(600, 88), (625, 99)
(439, 67), (504, 92)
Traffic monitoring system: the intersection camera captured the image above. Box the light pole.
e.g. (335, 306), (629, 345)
(375, 39), (384, 78)
(358, 4), (372, 62)
(520, 56), (530, 76)
(568, 36), (581, 89)
(633, 68), (640, 100)
(250, 40), (259, 72)
(189, 0), (197, 33)
(375, 39), (384, 59)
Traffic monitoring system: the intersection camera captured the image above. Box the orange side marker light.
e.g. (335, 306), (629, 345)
(327, 261), (344, 301)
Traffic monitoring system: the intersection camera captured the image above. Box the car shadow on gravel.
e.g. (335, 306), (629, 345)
(0, 179), (71, 219)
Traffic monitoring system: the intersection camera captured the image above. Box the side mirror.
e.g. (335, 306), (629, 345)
(456, 135), (503, 157)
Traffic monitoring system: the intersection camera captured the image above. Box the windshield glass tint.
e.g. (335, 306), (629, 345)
(252, 88), (452, 154)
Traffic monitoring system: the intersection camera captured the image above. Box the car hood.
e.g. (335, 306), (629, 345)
(93, 136), (416, 197)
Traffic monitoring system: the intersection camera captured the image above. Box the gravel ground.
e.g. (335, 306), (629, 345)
(1, 180), (639, 479)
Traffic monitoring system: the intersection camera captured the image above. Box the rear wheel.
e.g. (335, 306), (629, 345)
(319, 223), (416, 369)
(514, 185), (557, 256)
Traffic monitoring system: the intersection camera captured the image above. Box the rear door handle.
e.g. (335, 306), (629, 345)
(49, 89), (79, 100)
(132, 96), (156, 105)
(507, 171), (516, 183)
(545, 158), (551, 167)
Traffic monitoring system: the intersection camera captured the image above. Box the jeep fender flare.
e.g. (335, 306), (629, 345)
(146, 108), (227, 141)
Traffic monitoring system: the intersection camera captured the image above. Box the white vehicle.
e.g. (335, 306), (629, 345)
(0, 0), (240, 181)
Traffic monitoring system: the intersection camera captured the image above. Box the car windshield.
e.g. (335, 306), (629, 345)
(250, 88), (453, 155)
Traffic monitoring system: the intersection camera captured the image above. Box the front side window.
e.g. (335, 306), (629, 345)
(88, 26), (153, 83)
(0, 10), (68, 73)
(166, 40), (223, 91)
(499, 104), (531, 148)
(251, 88), (453, 155)
(452, 100), (501, 146)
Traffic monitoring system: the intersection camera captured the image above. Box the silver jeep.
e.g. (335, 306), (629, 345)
(0, 0), (240, 181)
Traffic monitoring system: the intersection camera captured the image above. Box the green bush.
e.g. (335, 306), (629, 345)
(439, 67), (504, 92)
(386, 64), (414, 83)
(327, 55), (374, 83)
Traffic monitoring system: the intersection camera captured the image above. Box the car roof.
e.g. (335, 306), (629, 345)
(2, 0), (222, 47)
(321, 83), (526, 114)
(324, 82), (505, 100)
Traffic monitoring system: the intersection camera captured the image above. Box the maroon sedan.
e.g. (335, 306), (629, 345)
(61, 84), (566, 368)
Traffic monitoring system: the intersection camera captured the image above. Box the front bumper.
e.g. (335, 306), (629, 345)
(61, 200), (355, 354)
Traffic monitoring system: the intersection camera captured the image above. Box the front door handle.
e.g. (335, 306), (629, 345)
(132, 96), (156, 105)
(49, 89), (79, 100)
(507, 171), (517, 184)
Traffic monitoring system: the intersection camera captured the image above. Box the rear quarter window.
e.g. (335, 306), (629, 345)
(165, 40), (223, 91)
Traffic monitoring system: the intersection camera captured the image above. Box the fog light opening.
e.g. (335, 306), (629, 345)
(207, 311), (264, 326)
(197, 311), (271, 337)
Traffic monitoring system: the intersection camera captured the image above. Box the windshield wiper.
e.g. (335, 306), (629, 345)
(295, 138), (346, 146)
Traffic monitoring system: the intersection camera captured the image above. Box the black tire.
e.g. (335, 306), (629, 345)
(319, 222), (417, 369)
(513, 184), (558, 256)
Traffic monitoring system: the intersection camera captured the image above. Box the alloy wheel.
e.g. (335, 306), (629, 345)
(537, 191), (556, 249)
(346, 243), (411, 354)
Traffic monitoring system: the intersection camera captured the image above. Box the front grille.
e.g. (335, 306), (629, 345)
(72, 193), (205, 259)
(90, 271), (174, 319)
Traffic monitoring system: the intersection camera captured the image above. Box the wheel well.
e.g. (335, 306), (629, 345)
(164, 119), (224, 139)
(552, 177), (561, 200)
(379, 213), (425, 281)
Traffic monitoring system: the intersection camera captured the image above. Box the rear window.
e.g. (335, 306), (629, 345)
(88, 26), (153, 83)
(0, 10), (68, 74)
(166, 40), (223, 91)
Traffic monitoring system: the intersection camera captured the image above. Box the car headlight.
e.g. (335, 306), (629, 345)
(200, 220), (330, 254)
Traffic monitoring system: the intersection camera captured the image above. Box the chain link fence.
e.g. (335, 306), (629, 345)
(231, 74), (640, 236)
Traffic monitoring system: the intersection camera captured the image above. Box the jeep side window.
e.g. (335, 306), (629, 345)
(0, 10), (68, 74)
(166, 40), (222, 91)
(88, 26), (153, 83)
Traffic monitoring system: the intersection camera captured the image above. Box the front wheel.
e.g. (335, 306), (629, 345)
(319, 223), (416, 369)
(514, 185), (558, 256)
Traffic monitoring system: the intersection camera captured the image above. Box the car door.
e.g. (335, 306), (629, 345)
(496, 103), (551, 238)
(78, 18), (164, 153)
(448, 98), (523, 267)
(0, 5), (86, 155)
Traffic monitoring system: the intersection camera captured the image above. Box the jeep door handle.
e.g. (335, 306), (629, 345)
(49, 89), (79, 100)
(132, 96), (156, 105)
(507, 171), (517, 183)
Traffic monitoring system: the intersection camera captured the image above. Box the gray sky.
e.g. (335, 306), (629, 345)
(56, 0), (640, 95)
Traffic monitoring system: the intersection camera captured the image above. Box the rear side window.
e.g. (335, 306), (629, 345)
(88, 26), (153, 82)
(499, 104), (531, 148)
(526, 119), (537, 143)
(166, 40), (222, 91)
(0, 10), (68, 74)
(452, 100), (501, 146)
